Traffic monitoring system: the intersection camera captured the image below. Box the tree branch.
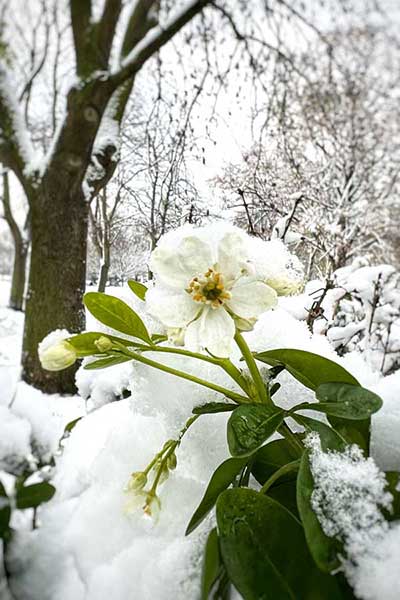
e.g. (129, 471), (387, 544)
(110, 0), (211, 88)
(70, 0), (93, 77)
(94, 0), (123, 69)
(0, 65), (35, 198)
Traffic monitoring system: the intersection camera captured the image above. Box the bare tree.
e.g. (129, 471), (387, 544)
(0, 171), (30, 311)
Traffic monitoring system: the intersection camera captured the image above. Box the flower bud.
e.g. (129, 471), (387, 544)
(126, 471), (147, 492)
(167, 327), (185, 346)
(266, 275), (303, 297)
(143, 492), (161, 520)
(233, 315), (257, 332)
(124, 490), (147, 515)
(154, 460), (169, 484)
(167, 453), (177, 471)
(94, 335), (113, 352)
(39, 340), (77, 371)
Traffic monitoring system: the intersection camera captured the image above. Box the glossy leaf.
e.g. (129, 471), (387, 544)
(63, 417), (82, 434)
(292, 414), (346, 452)
(84, 355), (132, 370)
(193, 402), (237, 415)
(84, 292), (152, 344)
(16, 482), (56, 509)
(217, 488), (343, 599)
(317, 383), (382, 453)
(201, 528), (221, 600)
(227, 405), (284, 457)
(316, 383), (382, 417)
(252, 438), (300, 485)
(385, 472), (400, 521)
(186, 457), (246, 535)
(0, 481), (11, 538)
(128, 280), (148, 301)
(254, 349), (359, 390)
(297, 450), (341, 573)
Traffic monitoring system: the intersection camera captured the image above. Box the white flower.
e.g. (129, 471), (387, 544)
(38, 329), (76, 371)
(146, 224), (278, 357)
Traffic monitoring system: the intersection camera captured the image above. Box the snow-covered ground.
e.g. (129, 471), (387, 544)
(1, 277), (400, 599)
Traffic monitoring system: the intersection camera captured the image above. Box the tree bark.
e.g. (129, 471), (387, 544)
(1, 171), (28, 311)
(22, 178), (89, 394)
(9, 240), (28, 311)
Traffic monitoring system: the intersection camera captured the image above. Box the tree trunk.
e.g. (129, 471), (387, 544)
(97, 190), (110, 293)
(97, 252), (110, 292)
(22, 178), (89, 394)
(1, 170), (28, 311)
(9, 240), (28, 311)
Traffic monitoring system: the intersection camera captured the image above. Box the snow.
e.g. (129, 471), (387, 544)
(307, 434), (400, 600)
(1, 273), (399, 599)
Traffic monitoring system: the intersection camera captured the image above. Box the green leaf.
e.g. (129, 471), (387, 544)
(385, 472), (400, 521)
(63, 417), (82, 434)
(252, 438), (300, 485)
(84, 355), (133, 370)
(193, 402), (237, 415)
(292, 414), (346, 452)
(67, 331), (141, 356)
(16, 482), (56, 509)
(151, 334), (168, 344)
(201, 528), (222, 600)
(84, 292), (152, 344)
(128, 280), (147, 301)
(267, 479), (300, 519)
(227, 405), (284, 458)
(254, 349), (359, 390)
(0, 481), (11, 538)
(186, 457), (246, 535)
(217, 488), (343, 599)
(317, 383), (382, 453)
(297, 450), (341, 573)
(316, 383), (382, 417)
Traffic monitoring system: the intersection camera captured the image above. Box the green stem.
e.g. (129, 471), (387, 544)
(140, 345), (251, 397)
(279, 421), (304, 454)
(259, 460), (300, 495)
(117, 347), (248, 404)
(149, 414), (200, 494)
(234, 331), (271, 406)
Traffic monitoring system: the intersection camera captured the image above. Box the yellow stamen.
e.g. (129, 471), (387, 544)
(187, 268), (232, 308)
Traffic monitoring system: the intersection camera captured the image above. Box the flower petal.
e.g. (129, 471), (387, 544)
(185, 306), (235, 358)
(150, 235), (213, 288)
(146, 287), (199, 328)
(217, 231), (248, 281)
(177, 236), (213, 278)
(226, 279), (278, 318)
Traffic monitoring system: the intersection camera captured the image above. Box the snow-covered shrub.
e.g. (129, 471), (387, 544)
(328, 261), (400, 375)
(15, 222), (397, 600)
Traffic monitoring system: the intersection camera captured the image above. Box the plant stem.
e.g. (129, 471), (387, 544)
(234, 331), (271, 406)
(149, 414), (200, 494)
(279, 421), (304, 454)
(140, 345), (251, 396)
(259, 460), (300, 495)
(117, 348), (248, 404)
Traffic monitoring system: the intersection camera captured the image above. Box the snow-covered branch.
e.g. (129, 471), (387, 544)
(110, 0), (211, 87)
(0, 65), (36, 197)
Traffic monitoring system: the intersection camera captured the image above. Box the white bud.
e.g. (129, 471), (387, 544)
(39, 340), (77, 371)
(266, 275), (303, 297)
(126, 471), (147, 492)
(143, 493), (161, 520)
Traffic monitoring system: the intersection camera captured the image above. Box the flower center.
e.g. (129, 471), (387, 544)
(186, 268), (232, 309)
